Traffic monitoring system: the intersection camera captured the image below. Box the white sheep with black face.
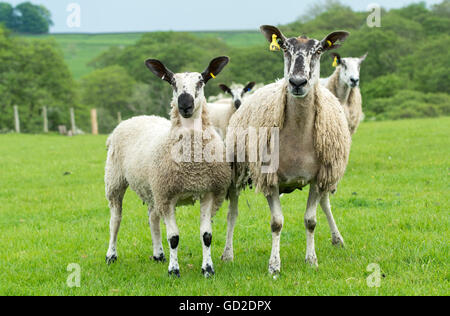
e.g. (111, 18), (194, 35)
(320, 53), (367, 135)
(206, 82), (256, 139)
(104, 56), (232, 278)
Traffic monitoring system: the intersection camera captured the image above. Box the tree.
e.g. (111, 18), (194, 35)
(0, 26), (78, 132)
(0, 2), (15, 29)
(0, 2), (54, 34)
(80, 66), (136, 133)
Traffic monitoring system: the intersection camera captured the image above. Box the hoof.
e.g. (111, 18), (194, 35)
(168, 269), (181, 278)
(152, 254), (166, 262)
(332, 235), (345, 248)
(202, 265), (215, 278)
(105, 255), (117, 265)
(221, 252), (234, 262)
(305, 255), (318, 268)
(268, 256), (281, 275)
(268, 265), (281, 276)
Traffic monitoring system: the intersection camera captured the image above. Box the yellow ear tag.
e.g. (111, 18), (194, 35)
(332, 56), (338, 67)
(210, 73), (216, 79)
(327, 40), (333, 48)
(270, 34), (281, 51)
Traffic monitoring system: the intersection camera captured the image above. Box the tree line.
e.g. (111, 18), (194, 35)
(0, 0), (448, 133)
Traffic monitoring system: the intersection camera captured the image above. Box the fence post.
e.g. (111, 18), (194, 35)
(14, 105), (20, 133)
(117, 112), (122, 125)
(91, 108), (98, 135)
(70, 107), (76, 134)
(43, 106), (48, 133)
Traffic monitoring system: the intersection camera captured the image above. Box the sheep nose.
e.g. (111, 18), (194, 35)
(178, 93), (194, 117)
(289, 78), (308, 89)
(234, 100), (241, 109)
(350, 78), (359, 85)
(178, 93), (194, 110)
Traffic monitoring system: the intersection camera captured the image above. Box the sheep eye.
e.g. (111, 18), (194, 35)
(278, 39), (286, 50)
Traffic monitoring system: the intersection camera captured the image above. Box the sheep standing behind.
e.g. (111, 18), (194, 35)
(206, 82), (256, 139)
(223, 26), (351, 274)
(320, 53), (367, 135)
(105, 57), (231, 278)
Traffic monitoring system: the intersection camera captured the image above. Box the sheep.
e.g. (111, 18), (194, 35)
(206, 82), (256, 139)
(104, 56), (232, 278)
(320, 53), (367, 135)
(223, 26), (352, 274)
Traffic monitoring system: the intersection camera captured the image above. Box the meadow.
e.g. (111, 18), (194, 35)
(22, 31), (261, 79)
(0, 117), (448, 296)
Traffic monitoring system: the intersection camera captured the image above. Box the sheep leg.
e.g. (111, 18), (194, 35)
(266, 186), (284, 275)
(320, 193), (345, 247)
(200, 193), (215, 278)
(105, 189), (126, 265)
(163, 202), (180, 277)
(304, 183), (320, 267)
(148, 206), (165, 262)
(221, 186), (239, 262)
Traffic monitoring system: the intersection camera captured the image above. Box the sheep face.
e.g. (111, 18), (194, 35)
(146, 57), (229, 119)
(219, 82), (256, 109)
(332, 53), (368, 88)
(172, 72), (207, 118)
(260, 25), (349, 98)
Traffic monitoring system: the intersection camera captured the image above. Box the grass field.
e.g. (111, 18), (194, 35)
(21, 31), (261, 80)
(0, 117), (449, 296)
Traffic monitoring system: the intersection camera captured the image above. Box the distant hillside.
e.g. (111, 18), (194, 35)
(19, 31), (261, 79)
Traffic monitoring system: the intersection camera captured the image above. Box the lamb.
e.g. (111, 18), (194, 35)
(104, 56), (232, 278)
(223, 26), (352, 274)
(206, 82), (256, 138)
(320, 53), (367, 135)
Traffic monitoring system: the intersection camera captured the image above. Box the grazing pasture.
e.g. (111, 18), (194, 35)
(20, 31), (261, 79)
(0, 117), (448, 296)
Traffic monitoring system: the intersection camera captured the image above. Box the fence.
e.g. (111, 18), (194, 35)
(10, 106), (123, 135)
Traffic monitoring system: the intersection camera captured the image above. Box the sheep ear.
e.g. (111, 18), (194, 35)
(243, 82), (256, 94)
(359, 52), (368, 63)
(330, 53), (342, 65)
(145, 59), (174, 84)
(260, 25), (286, 45)
(321, 31), (349, 51)
(219, 84), (232, 94)
(202, 56), (229, 83)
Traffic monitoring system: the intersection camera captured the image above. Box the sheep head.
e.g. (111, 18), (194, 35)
(145, 57), (229, 119)
(260, 25), (349, 98)
(331, 52), (368, 88)
(219, 82), (256, 109)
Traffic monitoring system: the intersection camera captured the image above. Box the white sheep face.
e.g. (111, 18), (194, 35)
(219, 82), (256, 109)
(172, 72), (205, 118)
(336, 53), (367, 88)
(145, 57), (230, 119)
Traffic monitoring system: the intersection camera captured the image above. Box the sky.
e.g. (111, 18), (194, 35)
(6, 0), (443, 33)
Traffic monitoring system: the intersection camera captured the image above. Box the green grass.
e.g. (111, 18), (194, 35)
(0, 117), (449, 296)
(20, 31), (261, 80)
(20, 33), (144, 80)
